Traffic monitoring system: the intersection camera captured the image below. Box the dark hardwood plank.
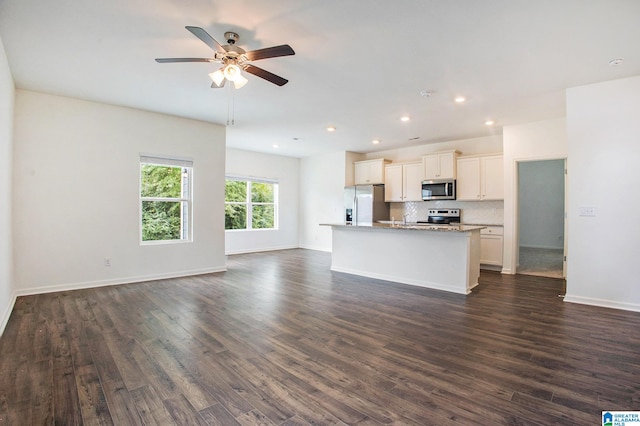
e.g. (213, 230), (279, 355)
(52, 356), (83, 425)
(198, 403), (241, 426)
(61, 295), (94, 368)
(145, 338), (219, 411)
(162, 394), (209, 425)
(234, 409), (278, 426)
(75, 364), (114, 425)
(130, 385), (175, 425)
(100, 378), (143, 425)
(1, 249), (639, 424)
(279, 415), (315, 426)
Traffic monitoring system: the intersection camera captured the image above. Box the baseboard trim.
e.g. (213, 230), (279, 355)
(298, 243), (331, 253)
(563, 294), (640, 313)
(225, 245), (298, 255)
(520, 244), (564, 250)
(480, 264), (502, 272)
(14, 266), (227, 298)
(330, 265), (470, 295)
(0, 291), (17, 336)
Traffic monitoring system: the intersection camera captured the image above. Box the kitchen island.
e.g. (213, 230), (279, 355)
(323, 223), (484, 295)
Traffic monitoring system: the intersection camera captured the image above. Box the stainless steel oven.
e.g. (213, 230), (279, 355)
(418, 209), (461, 225)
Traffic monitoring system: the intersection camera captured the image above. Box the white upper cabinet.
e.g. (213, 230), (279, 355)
(403, 162), (424, 201)
(422, 150), (459, 180)
(385, 162), (423, 202)
(456, 157), (481, 200)
(384, 164), (404, 201)
(354, 158), (390, 185)
(456, 155), (504, 200)
(481, 155), (504, 200)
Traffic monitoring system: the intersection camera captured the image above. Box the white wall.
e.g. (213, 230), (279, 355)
(503, 118), (568, 274)
(0, 37), (15, 334)
(12, 90), (227, 295)
(225, 148), (300, 254)
(299, 151), (349, 251)
(518, 159), (565, 249)
(564, 75), (640, 312)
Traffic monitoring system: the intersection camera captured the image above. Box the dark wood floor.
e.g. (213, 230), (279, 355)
(1, 249), (639, 425)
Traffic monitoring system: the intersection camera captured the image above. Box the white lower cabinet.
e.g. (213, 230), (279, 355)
(480, 226), (503, 266)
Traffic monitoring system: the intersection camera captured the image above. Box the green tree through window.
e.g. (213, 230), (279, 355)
(225, 178), (277, 230)
(140, 157), (192, 242)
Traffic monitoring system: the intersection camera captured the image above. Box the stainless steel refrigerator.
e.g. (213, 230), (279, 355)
(344, 184), (389, 225)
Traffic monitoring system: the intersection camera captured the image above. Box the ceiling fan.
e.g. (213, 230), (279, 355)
(155, 26), (295, 89)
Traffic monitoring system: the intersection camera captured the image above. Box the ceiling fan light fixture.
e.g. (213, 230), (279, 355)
(209, 69), (225, 87)
(233, 74), (248, 89)
(223, 64), (242, 82)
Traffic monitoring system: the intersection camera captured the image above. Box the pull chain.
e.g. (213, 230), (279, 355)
(226, 83), (235, 126)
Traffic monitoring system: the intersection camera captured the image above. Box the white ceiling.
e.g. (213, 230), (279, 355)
(1, 0), (639, 158)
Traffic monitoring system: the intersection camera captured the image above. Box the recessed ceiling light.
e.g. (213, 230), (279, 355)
(420, 90), (432, 98)
(273, 144), (279, 148)
(609, 58), (624, 66)
(372, 139), (380, 145)
(400, 116), (410, 122)
(454, 96), (466, 103)
(485, 120), (494, 126)
(326, 126), (336, 132)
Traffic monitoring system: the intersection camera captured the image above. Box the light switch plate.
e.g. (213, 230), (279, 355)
(579, 206), (596, 217)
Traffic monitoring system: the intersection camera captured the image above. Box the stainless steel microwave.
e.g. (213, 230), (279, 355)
(421, 179), (456, 200)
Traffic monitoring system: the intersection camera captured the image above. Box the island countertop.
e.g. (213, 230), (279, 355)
(321, 223), (485, 232)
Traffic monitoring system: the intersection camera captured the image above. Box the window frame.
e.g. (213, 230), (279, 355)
(225, 176), (279, 231)
(139, 155), (194, 245)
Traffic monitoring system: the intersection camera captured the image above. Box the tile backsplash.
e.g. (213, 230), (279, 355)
(390, 200), (504, 225)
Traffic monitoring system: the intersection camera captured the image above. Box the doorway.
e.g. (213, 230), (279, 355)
(517, 159), (566, 278)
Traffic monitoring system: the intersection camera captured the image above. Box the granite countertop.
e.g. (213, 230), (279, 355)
(321, 223), (485, 233)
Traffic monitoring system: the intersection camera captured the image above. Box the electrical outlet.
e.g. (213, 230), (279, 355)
(104, 257), (111, 267)
(579, 206), (596, 217)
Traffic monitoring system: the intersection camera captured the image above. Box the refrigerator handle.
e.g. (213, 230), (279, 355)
(353, 194), (357, 225)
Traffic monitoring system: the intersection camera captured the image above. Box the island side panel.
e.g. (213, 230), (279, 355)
(467, 228), (481, 291)
(330, 227), (480, 295)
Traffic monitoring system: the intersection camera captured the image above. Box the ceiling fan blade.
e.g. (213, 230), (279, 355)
(211, 79), (226, 88)
(185, 26), (226, 52)
(244, 64), (289, 86)
(155, 58), (214, 63)
(245, 45), (295, 61)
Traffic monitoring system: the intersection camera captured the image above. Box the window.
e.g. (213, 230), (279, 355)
(140, 155), (193, 243)
(225, 177), (278, 230)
